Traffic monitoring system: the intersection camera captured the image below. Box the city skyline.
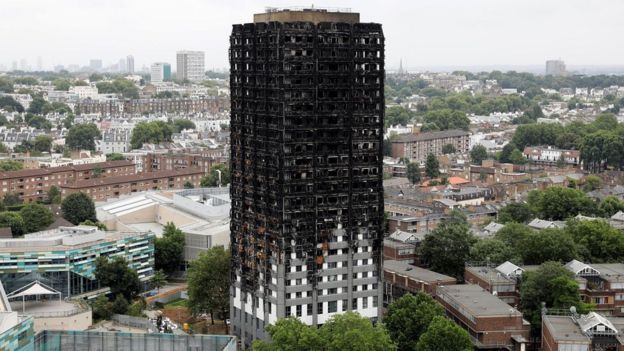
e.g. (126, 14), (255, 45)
(2, 0), (624, 72)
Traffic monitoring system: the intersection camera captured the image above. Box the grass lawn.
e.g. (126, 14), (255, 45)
(164, 298), (189, 308)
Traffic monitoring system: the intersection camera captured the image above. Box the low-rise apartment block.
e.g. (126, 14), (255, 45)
(543, 312), (624, 351)
(391, 130), (470, 163)
(383, 260), (456, 305)
(0, 160), (135, 202)
(523, 146), (580, 166)
(437, 284), (530, 350)
(60, 168), (203, 201)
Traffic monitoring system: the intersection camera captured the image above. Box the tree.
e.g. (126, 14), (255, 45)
(19, 204), (54, 233)
(317, 312), (396, 351)
(498, 143), (516, 163)
(385, 293), (444, 351)
(66, 123), (101, 151)
(0, 78), (14, 93)
(46, 186), (61, 204)
(528, 187), (598, 220)
(0, 160), (24, 171)
(518, 229), (578, 265)
(27, 96), (49, 114)
(172, 119), (196, 133)
(52, 79), (71, 91)
(96, 79), (139, 99)
(582, 175), (602, 192)
(112, 295), (129, 314)
(0, 96), (24, 113)
(92, 295), (113, 320)
(420, 223), (476, 280)
(470, 238), (519, 265)
(151, 270), (167, 292)
(520, 262), (590, 334)
(424, 154), (440, 179)
(183, 181), (194, 189)
(509, 149), (527, 165)
(154, 222), (185, 274)
(494, 222), (533, 248)
(89, 73), (104, 82)
(415, 316), (472, 351)
(470, 144), (488, 165)
(187, 246), (230, 326)
(566, 219), (624, 263)
(80, 220), (107, 230)
(94, 256), (141, 300)
(406, 163), (421, 184)
(200, 164), (230, 187)
(61, 192), (96, 224)
(441, 144), (456, 154)
(106, 153), (125, 161)
(130, 121), (174, 149)
(0, 212), (25, 237)
(253, 317), (323, 351)
(33, 135), (53, 153)
(498, 202), (532, 223)
(599, 196), (624, 217)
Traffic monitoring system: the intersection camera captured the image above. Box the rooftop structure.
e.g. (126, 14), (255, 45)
(542, 312), (624, 351)
(97, 188), (230, 262)
(383, 260), (455, 303)
(253, 7), (359, 24)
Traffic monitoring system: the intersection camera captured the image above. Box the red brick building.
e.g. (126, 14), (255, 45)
(0, 160), (135, 202)
(60, 168), (203, 201)
(436, 284), (530, 350)
(383, 260), (455, 305)
(142, 152), (223, 173)
(543, 312), (624, 351)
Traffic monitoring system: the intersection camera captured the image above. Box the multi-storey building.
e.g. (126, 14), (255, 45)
(150, 62), (171, 83)
(0, 226), (154, 298)
(0, 160), (135, 202)
(523, 146), (580, 166)
(391, 130), (470, 163)
(74, 96), (229, 116)
(545, 60), (566, 76)
(126, 55), (135, 74)
(437, 284), (530, 350)
(142, 152), (222, 173)
(60, 168), (203, 201)
(383, 260), (455, 304)
(229, 8), (384, 346)
(176, 51), (205, 82)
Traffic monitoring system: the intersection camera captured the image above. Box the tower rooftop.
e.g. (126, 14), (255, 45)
(254, 7), (360, 24)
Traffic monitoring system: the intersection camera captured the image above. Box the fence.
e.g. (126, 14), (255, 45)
(111, 314), (155, 333)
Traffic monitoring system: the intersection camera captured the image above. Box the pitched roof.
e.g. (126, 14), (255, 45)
(495, 261), (524, 277)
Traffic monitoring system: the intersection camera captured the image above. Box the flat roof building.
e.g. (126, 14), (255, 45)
(0, 226), (154, 299)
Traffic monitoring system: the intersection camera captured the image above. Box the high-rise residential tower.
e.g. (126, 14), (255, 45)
(229, 7), (384, 346)
(150, 62), (171, 83)
(546, 59), (566, 76)
(127, 55), (135, 74)
(176, 50), (205, 82)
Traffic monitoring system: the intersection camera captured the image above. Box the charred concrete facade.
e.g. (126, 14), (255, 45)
(229, 8), (384, 346)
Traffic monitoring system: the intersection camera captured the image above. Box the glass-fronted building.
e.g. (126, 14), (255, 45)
(0, 226), (155, 298)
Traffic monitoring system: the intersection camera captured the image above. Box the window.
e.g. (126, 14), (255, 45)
(342, 299), (348, 311)
(307, 304), (313, 316)
(363, 298), (368, 309)
(296, 305), (302, 317)
(373, 297), (378, 308)
(328, 288), (338, 295)
(318, 302), (323, 314)
(328, 301), (337, 313)
(352, 298), (358, 309)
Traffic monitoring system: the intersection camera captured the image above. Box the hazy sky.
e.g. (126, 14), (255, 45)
(2, 0), (623, 71)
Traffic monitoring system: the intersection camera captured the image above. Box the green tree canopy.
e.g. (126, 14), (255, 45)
(33, 135), (53, 153)
(441, 143), (456, 154)
(317, 312), (396, 351)
(470, 238), (520, 265)
(61, 192), (96, 224)
(130, 121), (174, 149)
(599, 196), (624, 217)
(200, 164), (230, 187)
(94, 256), (141, 300)
(424, 154), (439, 179)
(518, 228), (578, 265)
(187, 246), (230, 325)
(0, 160), (24, 171)
(520, 262), (590, 334)
(172, 119), (196, 133)
(470, 144), (488, 165)
(19, 204), (54, 233)
(0, 212), (25, 237)
(46, 186), (61, 204)
(528, 187), (598, 220)
(66, 123), (101, 151)
(0, 96), (24, 112)
(106, 153), (125, 161)
(154, 222), (185, 274)
(406, 162), (421, 184)
(498, 202), (533, 223)
(385, 293), (444, 351)
(494, 222), (533, 248)
(415, 316), (473, 351)
(252, 317), (323, 351)
(420, 223), (476, 280)
(565, 219), (624, 263)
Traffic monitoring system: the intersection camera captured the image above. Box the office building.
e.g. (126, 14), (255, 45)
(0, 226), (155, 298)
(150, 62), (172, 83)
(229, 7), (384, 346)
(127, 55), (135, 74)
(176, 50), (205, 82)
(546, 60), (566, 76)
(391, 130), (470, 163)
